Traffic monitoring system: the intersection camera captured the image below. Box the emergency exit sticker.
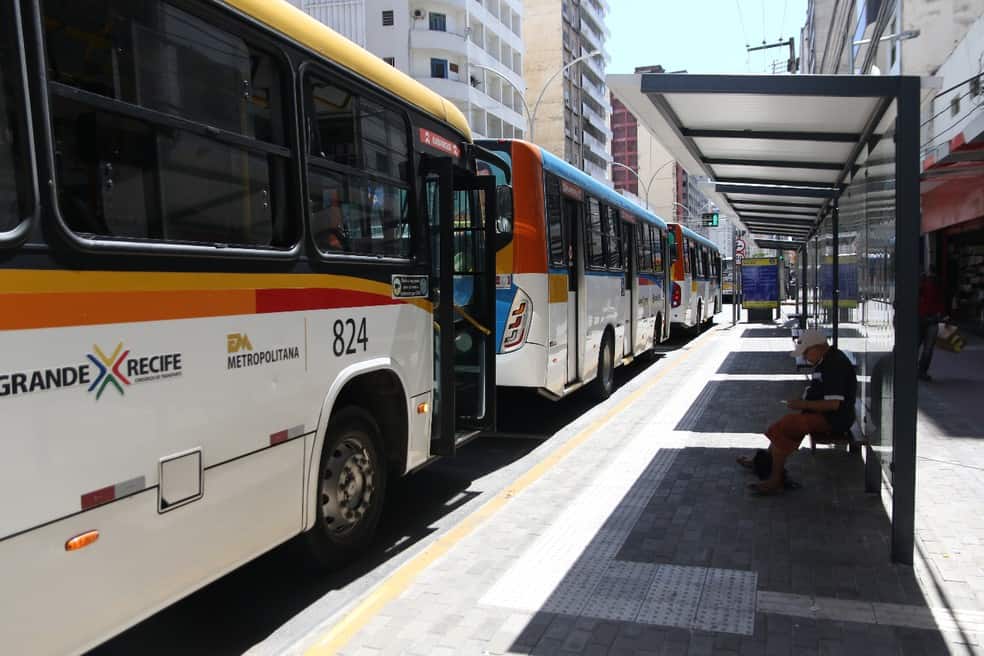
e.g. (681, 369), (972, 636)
(419, 128), (461, 158)
(392, 275), (429, 299)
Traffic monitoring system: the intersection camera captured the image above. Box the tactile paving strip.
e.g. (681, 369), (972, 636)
(694, 568), (758, 635)
(636, 564), (707, 627)
(580, 561), (657, 621)
(479, 395), (758, 635)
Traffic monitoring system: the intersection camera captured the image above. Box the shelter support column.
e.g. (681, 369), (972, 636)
(892, 77), (921, 566)
(800, 246), (808, 329)
(832, 202), (840, 349)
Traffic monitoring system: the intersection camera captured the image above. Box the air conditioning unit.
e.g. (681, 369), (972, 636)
(412, 9), (425, 19)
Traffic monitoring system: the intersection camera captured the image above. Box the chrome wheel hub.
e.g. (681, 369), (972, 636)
(320, 438), (375, 535)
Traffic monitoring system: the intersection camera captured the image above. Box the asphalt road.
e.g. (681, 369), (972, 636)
(90, 331), (699, 655)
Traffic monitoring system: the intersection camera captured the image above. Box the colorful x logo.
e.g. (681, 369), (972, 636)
(87, 343), (131, 400)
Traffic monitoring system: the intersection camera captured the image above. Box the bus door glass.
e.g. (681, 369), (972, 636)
(561, 195), (581, 384)
(423, 156), (496, 455)
(618, 211), (633, 357)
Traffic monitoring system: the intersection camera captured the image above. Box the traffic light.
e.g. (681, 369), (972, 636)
(701, 212), (719, 227)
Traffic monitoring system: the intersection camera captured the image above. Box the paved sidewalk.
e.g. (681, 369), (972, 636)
(284, 318), (984, 656)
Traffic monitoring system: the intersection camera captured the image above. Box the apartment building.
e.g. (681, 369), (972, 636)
(523, 0), (612, 182)
(290, 0), (527, 139)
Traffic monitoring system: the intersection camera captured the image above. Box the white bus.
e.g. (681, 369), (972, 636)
(667, 223), (723, 333)
(477, 140), (670, 401)
(0, 1), (505, 653)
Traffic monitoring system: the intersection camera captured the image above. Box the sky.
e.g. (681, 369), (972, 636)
(606, 0), (809, 75)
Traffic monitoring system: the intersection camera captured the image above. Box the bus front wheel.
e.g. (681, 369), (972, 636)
(305, 406), (388, 568)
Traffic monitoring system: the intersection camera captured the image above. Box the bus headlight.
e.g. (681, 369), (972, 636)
(501, 289), (532, 353)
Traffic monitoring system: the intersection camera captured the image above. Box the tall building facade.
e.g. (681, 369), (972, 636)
(610, 90), (680, 222)
(610, 67), (715, 231)
(800, 0), (984, 332)
(290, 0), (526, 139)
(523, 0), (612, 182)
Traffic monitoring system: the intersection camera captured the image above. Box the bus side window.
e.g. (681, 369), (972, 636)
(306, 78), (411, 258)
(545, 174), (565, 266)
(44, 0), (291, 248)
(635, 224), (648, 273)
(605, 206), (622, 270)
(0, 0), (32, 242)
(585, 196), (604, 269)
(652, 227), (663, 273)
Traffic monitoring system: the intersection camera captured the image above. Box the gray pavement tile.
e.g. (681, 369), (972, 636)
(530, 637), (564, 655)
(560, 628), (593, 653)
(587, 620), (620, 646)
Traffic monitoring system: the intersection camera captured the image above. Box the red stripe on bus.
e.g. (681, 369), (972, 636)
(255, 288), (400, 313)
(270, 430), (289, 445)
(80, 486), (115, 510)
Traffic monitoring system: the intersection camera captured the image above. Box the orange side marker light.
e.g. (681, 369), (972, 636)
(65, 530), (100, 552)
(417, 402), (429, 414)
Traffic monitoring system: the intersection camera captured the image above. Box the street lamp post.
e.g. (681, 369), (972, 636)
(529, 50), (603, 142)
(469, 50), (604, 143)
(467, 63), (532, 135)
(610, 159), (677, 211)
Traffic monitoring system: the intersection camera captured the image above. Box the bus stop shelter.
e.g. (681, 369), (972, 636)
(607, 73), (921, 565)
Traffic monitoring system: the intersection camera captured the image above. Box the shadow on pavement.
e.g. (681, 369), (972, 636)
(507, 446), (950, 654)
(90, 437), (541, 656)
(675, 380), (805, 433)
(716, 351), (802, 376)
(741, 327), (793, 339)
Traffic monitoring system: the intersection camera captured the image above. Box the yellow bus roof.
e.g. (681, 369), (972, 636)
(224, 0), (472, 141)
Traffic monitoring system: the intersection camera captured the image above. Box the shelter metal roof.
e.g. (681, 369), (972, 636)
(605, 74), (899, 249)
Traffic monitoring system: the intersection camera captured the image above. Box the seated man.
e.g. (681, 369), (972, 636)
(739, 329), (857, 494)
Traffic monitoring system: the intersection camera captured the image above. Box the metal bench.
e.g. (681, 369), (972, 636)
(808, 427), (880, 493)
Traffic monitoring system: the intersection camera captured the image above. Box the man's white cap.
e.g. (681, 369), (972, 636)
(791, 329), (828, 358)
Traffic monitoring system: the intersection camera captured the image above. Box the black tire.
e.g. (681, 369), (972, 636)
(305, 406), (387, 569)
(647, 315), (663, 360)
(690, 302), (703, 337)
(592, 332), (615, 401)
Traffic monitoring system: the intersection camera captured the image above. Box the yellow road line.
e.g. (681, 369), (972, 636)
(306, 327), (721, 655)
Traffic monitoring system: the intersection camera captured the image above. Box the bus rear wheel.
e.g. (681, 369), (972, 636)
(593, 332), (615, 401)
(305, 406), (387, 569)
(648, 315), (663, 360)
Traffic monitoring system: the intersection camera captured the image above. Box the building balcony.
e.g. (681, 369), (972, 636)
(581, 129), (609, 159)
(410, 27), (470, 56)
(416, 76), (525, 130)
(580, 49), (606, 83)
(467, 0), (523, 52)
(578, 0), (609, 38)
(583, 157), (610, 183)
(579, 18), (603, 51)
(581, 100), (608, 125)
(581, 81), (607, 108)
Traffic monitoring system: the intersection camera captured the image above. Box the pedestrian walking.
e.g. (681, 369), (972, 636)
(918, 272), (946, 381)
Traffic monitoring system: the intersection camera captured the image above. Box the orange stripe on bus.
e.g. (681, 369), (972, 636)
(0, 290), (256, 330)
(512, 142), (548, 275)
(0, 270), (431, 329)
(548, 274), (568, 303)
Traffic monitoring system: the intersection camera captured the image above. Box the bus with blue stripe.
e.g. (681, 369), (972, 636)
(477, 140), (670, 401)
(667, 223), (723, 333)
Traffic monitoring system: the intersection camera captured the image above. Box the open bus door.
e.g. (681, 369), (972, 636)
(423, 155), (497, 456)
